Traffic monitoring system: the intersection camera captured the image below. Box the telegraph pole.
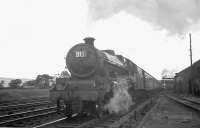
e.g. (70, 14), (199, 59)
(189, 33), (193, 95)
(189, 33), (192, 67)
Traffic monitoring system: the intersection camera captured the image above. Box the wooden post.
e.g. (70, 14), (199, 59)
(189, 33), (192, 67)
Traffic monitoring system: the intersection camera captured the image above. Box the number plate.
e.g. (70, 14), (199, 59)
(75, 51), (87, 57)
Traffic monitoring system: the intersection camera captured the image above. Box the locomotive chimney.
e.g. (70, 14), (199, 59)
(84, 37), (95, 47)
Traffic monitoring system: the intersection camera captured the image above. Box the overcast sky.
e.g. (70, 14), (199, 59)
(0, 0), (200, 79)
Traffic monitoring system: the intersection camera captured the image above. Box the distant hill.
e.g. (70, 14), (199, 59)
(0, 77), (33, 87)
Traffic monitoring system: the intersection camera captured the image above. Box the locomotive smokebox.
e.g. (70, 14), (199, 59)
(84, 37), (95, 47)
(66, 37), (100, 78)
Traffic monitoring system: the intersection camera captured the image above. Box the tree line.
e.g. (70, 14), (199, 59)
(0, 71), (70, 89)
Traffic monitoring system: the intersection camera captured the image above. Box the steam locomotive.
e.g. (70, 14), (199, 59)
(50, 37), (160, 117)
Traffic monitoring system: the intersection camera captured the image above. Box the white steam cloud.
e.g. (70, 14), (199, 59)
(161, 68), (178, 78)
(104, 80), (134, 114)
(87, 0), (200, 35)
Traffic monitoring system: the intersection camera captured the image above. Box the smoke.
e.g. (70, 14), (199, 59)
(161, 68), (178, 78)
(87, 0), (200, 35)
(104, 80), (134, 114)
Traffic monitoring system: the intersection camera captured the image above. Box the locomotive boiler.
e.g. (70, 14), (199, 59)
(50, 37), (160, 117)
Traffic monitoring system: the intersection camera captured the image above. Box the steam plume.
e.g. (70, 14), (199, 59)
(87, 0), (200, 35)
(104, 80), (133, 114)
(161, 69), (177, 78)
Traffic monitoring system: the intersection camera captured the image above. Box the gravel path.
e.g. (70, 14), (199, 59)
(140, 96), (200, 128)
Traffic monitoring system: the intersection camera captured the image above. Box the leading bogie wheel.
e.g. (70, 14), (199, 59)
(57, 99), (66, 112)
(65, 102), (73, 118)
(96, 103), (104, 118)
(57, 99), (72, 118)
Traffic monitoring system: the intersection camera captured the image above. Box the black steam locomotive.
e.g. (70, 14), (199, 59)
(50, 37), (160, 117)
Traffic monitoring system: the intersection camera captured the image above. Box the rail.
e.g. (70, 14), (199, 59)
(166, 95), (200, 111)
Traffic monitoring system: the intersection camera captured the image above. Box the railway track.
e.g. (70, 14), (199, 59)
(0, 106), (57, 122)
(0, 93), (159, 127)
(0, 96), (48, 106)
(32, 114), (94, 128)
(183, 97), (200, 105)
(0, 100), (51, 110)
(0, 106), (65, 127)
(0, 96), (64, 127)
(0, 101), (54, 116)
(0, 99), (54, 115)
(33, 96), (158, 128)
(166, 95), (200, 111)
